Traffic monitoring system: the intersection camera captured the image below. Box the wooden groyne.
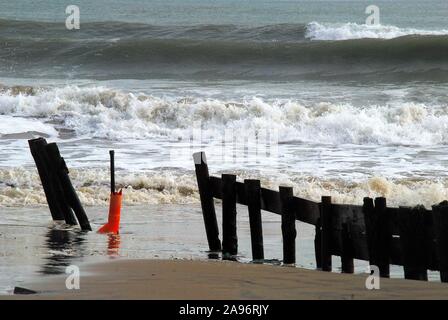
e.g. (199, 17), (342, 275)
(29, 138), (91, 231)
(193, 151), (448, 283)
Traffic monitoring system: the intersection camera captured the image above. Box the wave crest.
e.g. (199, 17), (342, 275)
(305, 22), (448, 41)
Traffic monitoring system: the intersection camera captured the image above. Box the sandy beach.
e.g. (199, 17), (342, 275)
(5, 259), (447, 300)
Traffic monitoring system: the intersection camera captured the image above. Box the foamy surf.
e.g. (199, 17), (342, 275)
(305, 22), (448, 40)
(1, 85), (448, 145)
(1, 167), (447, 208)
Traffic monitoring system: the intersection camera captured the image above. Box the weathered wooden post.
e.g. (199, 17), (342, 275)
(314, 219), (322, 269)
(45, 143), (92, 231)
(432, 202), (448, 282)
(341, 222), (355, 274)
(222, 174), (238, 256)
(193, 152), (221, 251)
(320, 196), (332, 271)
(398, 206), (428, 281)
(363, 197), (390, 278)
(28, 138), (77, 225)
(244, 179), (264, 261)
(280, 186), (296, 264)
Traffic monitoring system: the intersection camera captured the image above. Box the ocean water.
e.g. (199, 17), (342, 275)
(1, 0), (448, 209)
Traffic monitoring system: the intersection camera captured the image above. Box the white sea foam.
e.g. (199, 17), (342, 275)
(0, 115), (57, 137)
(305, 22), (448, 40)
(0, 167), (446, 208)
(1, 86), (447, 146)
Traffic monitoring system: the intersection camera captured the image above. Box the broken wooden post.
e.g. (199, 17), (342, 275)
(398, 206), (428, 281)
(280, 186), (296, 264)
(314, 219), (322, 269)
(222, 174), (237, 256)
(432, 202), (448, 282)
(320, 196), (332, 271)
(244, 179), (264, 261)
(193, 152), (221, 252)
(45, 143), (91, 231)
(341, 222), (355, 274)
(28, 138), (77, 225)
(363, 197), (390, 278)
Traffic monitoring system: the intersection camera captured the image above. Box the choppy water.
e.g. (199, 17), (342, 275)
(1, 0), (448, 209)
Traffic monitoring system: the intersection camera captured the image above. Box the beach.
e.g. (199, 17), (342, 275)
(6, 259), (448, 300)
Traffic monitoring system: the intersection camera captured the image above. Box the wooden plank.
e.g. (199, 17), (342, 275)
(45, 143), (91, 231)
(222, 174), (238, 257)
(341, 222), (355, 273)
(432, 203), (448, 282)
(28, 138), (76, 224)
(398, 206), (428, 281)
(363, 197), (391, 278)
(209, 176), (319, 225)
(320, 196), (332, 272)
(244, 179), (264, 261)
(314, 219), (322, 269)
(193, 152), (221, 251)
(280, 186), (296, 264)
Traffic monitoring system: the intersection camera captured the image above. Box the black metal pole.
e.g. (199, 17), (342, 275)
(110, 150), (115, 193)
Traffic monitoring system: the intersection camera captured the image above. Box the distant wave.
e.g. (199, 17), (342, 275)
(305, 22), (448, 40)
(1, 85), (448, 146)
(1, 19), (448, 81)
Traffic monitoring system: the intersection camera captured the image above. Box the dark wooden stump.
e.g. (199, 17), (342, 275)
(363, 197), (390, 278)
(398, 206), (428, 281)
(341, 222), (355, 274)
(320, 196), (332, 271)
(193, 152), (221, 251)
(432, 203), (448, 282)
(280, 186), (296, 264)
(28, 138), (77, 225)
(244, 179), (264, 261)
(45, 143), (91, 231)
(222, 174), (237, 256)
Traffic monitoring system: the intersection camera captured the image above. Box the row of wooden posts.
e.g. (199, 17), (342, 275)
(28, 138), (91, 231)
(193, 151), (448, 282)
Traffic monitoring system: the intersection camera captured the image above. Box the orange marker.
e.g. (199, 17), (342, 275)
(98, 150), (122, 234)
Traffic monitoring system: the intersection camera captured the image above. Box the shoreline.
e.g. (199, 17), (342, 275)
(5, 258), (448, 300)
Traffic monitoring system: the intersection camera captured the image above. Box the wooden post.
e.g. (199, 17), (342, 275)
(45, 143), (92, 231)
(222, 174), (237, 256)
(432, 203), (448, 282)
(192, 152), (221, 252)
(341, 222), (355, 274)
(244, 179), (264, 261)
(28, 138), (77, 225)
(320, 196), (332, 271)
(314, 219), (322, 269)
(363, 197), (390, 278)
(398, 206), (428, 281)
(280, 186), (296, 264)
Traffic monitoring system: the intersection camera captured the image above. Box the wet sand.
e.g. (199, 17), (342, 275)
(6, 259), (448, 300)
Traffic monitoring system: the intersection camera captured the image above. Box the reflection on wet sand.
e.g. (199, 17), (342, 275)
(39, 227), (87, 275)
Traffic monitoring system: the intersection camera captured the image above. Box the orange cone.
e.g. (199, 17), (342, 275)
(98, 150), (122, 234)
(98, 190), (122, 234)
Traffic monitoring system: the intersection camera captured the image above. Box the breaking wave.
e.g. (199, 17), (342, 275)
(1, 85), (448, 145)
(305, 22), (448, 40)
